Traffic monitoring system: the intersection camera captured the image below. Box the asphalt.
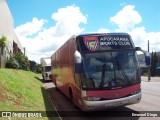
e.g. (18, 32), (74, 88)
(141, 76), (160, 82)
(43, 76), (160, 120)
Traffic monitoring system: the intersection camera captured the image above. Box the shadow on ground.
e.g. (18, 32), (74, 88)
(44, 86), (140, 120)
(34, 76), (42, 82)
(41, 87), (60, 120)
(35, 76), (52, 83)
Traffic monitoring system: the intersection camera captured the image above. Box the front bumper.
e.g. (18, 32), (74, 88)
(81, 92), (141, 111)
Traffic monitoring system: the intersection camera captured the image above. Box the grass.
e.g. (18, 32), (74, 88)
(0, 68), (60, 120)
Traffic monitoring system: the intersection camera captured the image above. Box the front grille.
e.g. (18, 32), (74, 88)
(99, 94), (133, 101)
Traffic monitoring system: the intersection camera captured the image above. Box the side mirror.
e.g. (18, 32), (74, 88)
(74, 51), (83, 73)
(135, 47), (141, 51)
(135, 47), (151, 66)
(144, 52), (151, 66)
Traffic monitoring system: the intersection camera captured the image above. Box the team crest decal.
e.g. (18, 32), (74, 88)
(83, 36), (99, 51)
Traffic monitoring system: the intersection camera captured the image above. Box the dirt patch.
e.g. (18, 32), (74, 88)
(13, 93), (23, 106)
(0, 85), (22, 106)
(13, 100), (21, 106)
(0, 85), (9, 102)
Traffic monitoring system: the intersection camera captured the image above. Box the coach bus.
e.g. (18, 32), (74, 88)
(51, 33), (150, 111)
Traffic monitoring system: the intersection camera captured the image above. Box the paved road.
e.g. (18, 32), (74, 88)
(43, 77), (160, 120)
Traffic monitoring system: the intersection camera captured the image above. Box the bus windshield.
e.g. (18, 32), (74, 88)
(81, 50), (140, 90)
(45, 66), (51, 72)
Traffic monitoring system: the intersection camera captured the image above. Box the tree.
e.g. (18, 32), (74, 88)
(5, 56), (19, 69)
(14, 52), (29, 70)
(151, 52), (158, 76)
(0, 36), (7, 48)
(29, 60), (42, 73)
(29, 60), (36, 72)
(36, 64), (42, 73)
(6, 52), (29, 70)
(0, 36), (7, 55)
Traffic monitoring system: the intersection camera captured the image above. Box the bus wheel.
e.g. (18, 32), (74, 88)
(42, 75), (45, 83)
(69, 88), (74, 104)
(54, 79), (58, 90)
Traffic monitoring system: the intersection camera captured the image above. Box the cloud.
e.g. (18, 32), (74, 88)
(97, 28), (110, 33)
(15, 18), (47, 37)
(108, 5), (160, 52)
(110, 5), (142, 32)
(52, 5), (87, 36)
(129, 26), (160, 52)
(15, 5), (87, 63)
(15, 4), (160, 63)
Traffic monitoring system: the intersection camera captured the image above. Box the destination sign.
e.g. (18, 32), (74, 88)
(78, 34), (134, 52)
(99, 36), (131, 46)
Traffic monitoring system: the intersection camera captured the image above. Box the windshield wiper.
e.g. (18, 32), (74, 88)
(116, 57), (131, 85)
(100, 64), (106, 88)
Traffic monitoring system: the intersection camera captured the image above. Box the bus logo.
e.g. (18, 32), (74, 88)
(83, 36), (99, 51)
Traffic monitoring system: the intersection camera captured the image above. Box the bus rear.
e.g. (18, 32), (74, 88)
(74, 33), (149, 111)
(41, 58), (52, 81)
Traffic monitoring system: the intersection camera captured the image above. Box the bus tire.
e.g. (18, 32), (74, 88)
(42, 75), (45, 83)
(54, 79), (58, 90)
(69, 88), (77, 108)
(69, 88), (74, 104)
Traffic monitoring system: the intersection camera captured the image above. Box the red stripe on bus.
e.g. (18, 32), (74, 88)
(83, 36), (98, 41)
(86, 84), (140, 99)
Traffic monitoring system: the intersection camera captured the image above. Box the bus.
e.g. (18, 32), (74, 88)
(51, 33), (150, 111)
(41, 57), (52, 81)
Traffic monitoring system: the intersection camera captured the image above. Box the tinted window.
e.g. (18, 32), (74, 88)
(45, 66), (51, 72)
(81, 50), (140, 90)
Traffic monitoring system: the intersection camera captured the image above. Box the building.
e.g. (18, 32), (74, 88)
(0, 0), (24, 67)
(138, 52), (160, 76)
(138, 52), (160, 66)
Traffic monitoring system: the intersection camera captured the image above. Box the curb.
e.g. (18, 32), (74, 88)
(43, 84), (62, 120)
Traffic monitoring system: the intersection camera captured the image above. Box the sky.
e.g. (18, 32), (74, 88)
(7, 0), (160, 63)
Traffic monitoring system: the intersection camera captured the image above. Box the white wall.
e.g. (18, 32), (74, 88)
(0, 0), (24, 67)
(0, 0), (23, 54)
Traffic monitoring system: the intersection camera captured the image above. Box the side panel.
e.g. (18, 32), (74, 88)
(69, 38), (82, 107)
(59, 40), (72, 97)
(51, 38), (81, 100)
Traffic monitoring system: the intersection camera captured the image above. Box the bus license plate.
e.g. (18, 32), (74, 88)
(113, 101), (123, 106)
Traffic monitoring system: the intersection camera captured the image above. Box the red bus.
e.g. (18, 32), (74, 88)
(51, 33), (150, 111)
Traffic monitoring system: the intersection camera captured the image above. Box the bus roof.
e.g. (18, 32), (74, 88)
(71, 33), (131, 38)
(40, 58), (51, 66)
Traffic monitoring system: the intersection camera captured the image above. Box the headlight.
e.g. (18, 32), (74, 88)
(83, 96), (100, 101)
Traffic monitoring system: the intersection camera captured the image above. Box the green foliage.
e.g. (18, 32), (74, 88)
(5, 56), (19, 69)
(14, 52), (29, 70)
(29, 60), (37, 72)
(0, 36), (7, 48)
(151, 51), (158, 76)
(5, 52), (29, 70)
(29, 61), (42, 73)
(36, 64), (42, 73)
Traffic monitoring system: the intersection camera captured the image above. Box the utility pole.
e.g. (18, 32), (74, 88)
(148, 40), (151, 81)
(148, 40), (149, 52)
